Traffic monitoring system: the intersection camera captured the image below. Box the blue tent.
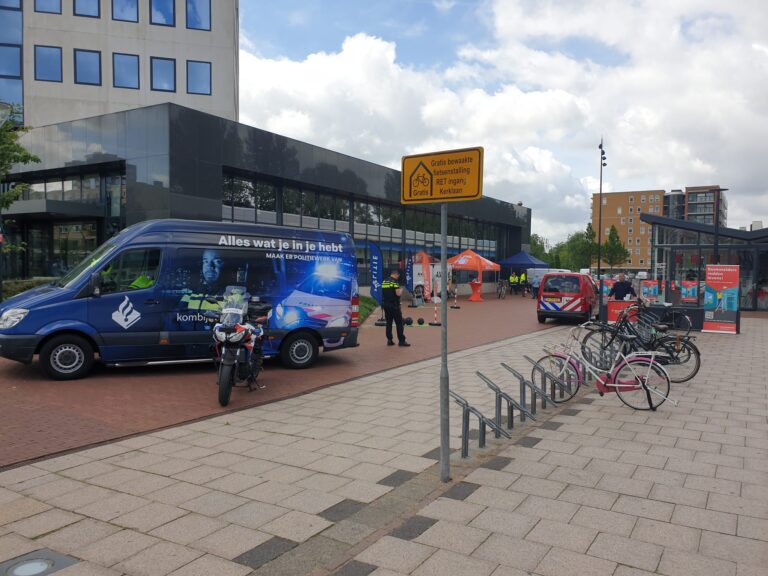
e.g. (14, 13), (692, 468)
(498, 251), (549, 268)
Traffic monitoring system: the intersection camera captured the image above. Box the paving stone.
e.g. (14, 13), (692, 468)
(38, 518), (120, 554)
(149, 513), (226, 545)
(166, 554), (251, 576)
(378, 470), (417, 487)
(295, 472), (354, 493)
(558, 485), (618, 510)
(414, 519), (490, 554)
(113, 540), (203, 576)
(389, 515), (438, 540)
(469, 508), (539, 539)
(548, 466), (603, 488)
(0, 496), (51, 525)
(514, 495), (579, 523)
(319, 499), (368, 523)
(112, 502), (187, 532)
(526, 519), (597, 553)
(613, 494), (674, 522)
(698, 530), (768, 567)
(472, 533), (550, 572)
(419, 497), (485, 524)
(343, 463), (399, 483)
(55, 561), (123, 576)
(76, 529), (160, 567)
(5, 508), (82, 538)
(508, 475), (566, 498)
(632, 466), (686, 487)
(657, 549), (736, 576)
(481, 456), (514, 470)
(631, 518), (701, 551)
(671, 504), (737, 534)
(466, 486), (527, 512)
(385, 455), (435, 473)
(535, 546), (616, 576)
(0, 533), (39, 563)
(737, 515), (768, 542)
(413, 548), (496, 576)
(503, 458), (556, 478)
(221, 501), (289, 530)
(191, 524), (272, 560)
(570, 506), (638, 537)
(233, 536), (297, 570)
(463, 468), (518, 489)
(322, 520), (376, 545)
(180, 491), (248, 517)
(649, 484), (708, 508)
(146, 483), (210, 506)
(442, 481), (480, 501)
(332, 560), (378, 576)
(334, 480), (393, 503)
(684, 475), (741, 496)
(539, 421), (563, 430)
(587, 532), (662, 572)
(515, 436), (542, 448)
(356, 535), (435, 574)
(596, 474), (652, 498)
(707, 493), (768, 519)
(260, 510), (333, 542)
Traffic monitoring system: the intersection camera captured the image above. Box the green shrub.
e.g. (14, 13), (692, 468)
(3, 278), (52, 300)
(359, 295), (378, 324)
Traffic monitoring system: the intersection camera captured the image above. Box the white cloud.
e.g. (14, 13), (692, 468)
(239, 1), (768, 242)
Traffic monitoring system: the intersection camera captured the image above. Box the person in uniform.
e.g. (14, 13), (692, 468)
(381, 269), (410, 347)
(519, 271), (527, 296)
(608, 272), (637, 301)
(509, 271), (519, 294)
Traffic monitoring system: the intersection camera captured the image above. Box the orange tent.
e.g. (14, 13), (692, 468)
(448, 249), (500, 273)
(448, 249), (500, 301)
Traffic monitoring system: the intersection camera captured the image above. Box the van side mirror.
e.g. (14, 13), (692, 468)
(90, 272), (102, 297)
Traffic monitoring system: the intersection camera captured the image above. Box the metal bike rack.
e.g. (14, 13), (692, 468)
(501, 362), (547, 417)
(476, 371), (536, 436)
(448, 390), (511, 458)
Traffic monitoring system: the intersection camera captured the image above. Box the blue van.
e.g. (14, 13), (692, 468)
(0, 220), (359, 379)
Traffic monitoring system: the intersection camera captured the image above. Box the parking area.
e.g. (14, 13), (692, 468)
(0, 294), (550, 469)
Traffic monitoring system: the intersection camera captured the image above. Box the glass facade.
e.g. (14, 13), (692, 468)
(74, 49), (101, 85)
(113, 53), (139, 89)
(112, 0), (137, 22)
(186, 0), (210, 30)
(186, 60), (210, 95)
(0, 1), (22, 121)
(35, 0), (61, 13)
(34, 45), (62, 82)
(74, 0), (99, 17)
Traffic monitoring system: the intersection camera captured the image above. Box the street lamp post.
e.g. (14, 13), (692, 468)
(596, 140), (607, 311)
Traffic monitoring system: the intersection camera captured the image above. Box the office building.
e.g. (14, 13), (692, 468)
(0, 0), (238, 126)
(590, 190), (664, 271)
(663, 189), (685, 220)
(4, 104), (531, 281)
(684, 185), (727, 227)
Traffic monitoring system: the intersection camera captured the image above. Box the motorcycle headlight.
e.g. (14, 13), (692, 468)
(0, 308), (29, 329)
(227, 330), (245, 343)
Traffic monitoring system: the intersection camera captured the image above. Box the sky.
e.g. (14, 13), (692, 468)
(238, 0), (768, 243)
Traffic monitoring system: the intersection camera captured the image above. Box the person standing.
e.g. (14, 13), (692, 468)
(381, 270), (410, 347)
(608, 272), (637, 301)
(520, 270), (527, 296)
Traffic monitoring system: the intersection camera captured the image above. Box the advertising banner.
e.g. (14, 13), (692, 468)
(421, 251), (432, 302)
(681, 281), (698, 303)
(602, 279), (615, 296)
(703, 264), (739, 334)
(641, 280), (659, 302)
(369, 242), (383, 305)
(405, 251), (414, 293)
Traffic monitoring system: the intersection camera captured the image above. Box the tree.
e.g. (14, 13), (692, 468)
(1, 106), (39, 212)
(529, 233), (548, 262)
(602, 225), (630, 270)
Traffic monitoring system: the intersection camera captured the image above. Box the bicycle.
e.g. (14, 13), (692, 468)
(580, 300), (700, 383)
(497, 279), (508, 299)
(531, 323), (676, 411)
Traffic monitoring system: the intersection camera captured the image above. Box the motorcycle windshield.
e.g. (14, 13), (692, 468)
(219, 286), (250, 327)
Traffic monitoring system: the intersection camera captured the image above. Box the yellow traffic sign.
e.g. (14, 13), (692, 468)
(401, 147), (484, 204)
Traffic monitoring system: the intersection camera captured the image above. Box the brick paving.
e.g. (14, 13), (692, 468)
(0, 317), (765, 575)
(0, 294), (550, 468)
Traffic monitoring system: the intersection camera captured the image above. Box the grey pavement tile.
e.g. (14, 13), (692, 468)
(113, 540), (203, 576)
(38, 518), (121, 554)
(698, 530), (768, 567)
(332, 560), (378, 576)
(657, 549), (736, 576)
(535, 546), (616, 576)
(149, 513), (226, 545)
(389, 515), (438, 540)
(525, 519), (597, 553)
(191, 524), (272, 560)
(442, 481), (480, 501)
(515, 436), (542, 448)
(222, 501), (290, 530)
(5, 508), (82, 538)
(378, 470), (417, 487)
(631, 517), (701, 551)
(319, 499), (368, 523)
(466, 486), (527, 512)
(469, 508), (538, 539)
(166, 554), (251, 576)
(570, 506), (638, 537)
(420, 448), (445, 460)
(587, 532), (662, 572)
(75, 529), (160, 567)
(232, 536), (297, 570)
(472, 532), (550, 572)
(356, 535), (435, 574)
(259, 510), (333, 542)
(322, 520), (376, 545)
(0, 533), (41, 563)
(413, 548), (496, 576)
(463, 468), (518, 489)
(481, 456), (513, 470)
(539, 421), (564, 430)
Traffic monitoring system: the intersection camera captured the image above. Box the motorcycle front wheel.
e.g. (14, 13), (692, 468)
(218, 362), (235, 407)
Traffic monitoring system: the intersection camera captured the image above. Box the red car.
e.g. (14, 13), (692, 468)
(537, 272), (599, 323)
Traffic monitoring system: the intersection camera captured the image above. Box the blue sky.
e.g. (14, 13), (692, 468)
(238, 1), (768, 241)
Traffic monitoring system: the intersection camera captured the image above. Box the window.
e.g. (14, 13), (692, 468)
(621, 218), (625, 225)
(640, 226), (645, 235)
(629, 196), (634, 203)
(656, 195), (661, 202)
(628, 228), (633, 234)
(616, 207), (622, 215)
(602, 197), (607, 205)
(99, 249), (161, 295)
(0, 44), (20, 77)
(112, 0), (138, 22)
(629, 217), (634, 224)
(186, 0), (210, 30)
(636, 207), (641, 213)
(629, 206), (633, 213)
(636, 248), (640, 255)
(35, 0), (61, 13)
(34, 45), (61, 81)
(113, 53), (139, 89)
(641, 195), (646, 202)
(636, 238), (640, 245)
(186, 60), (211, 95)
(74, 0), (99, 17)
(639, 259), (644, 265)
(151, 57), (175, 91)
(627, 237), (633, 244)
(0, 7), (22, 45)
(604, 228), (609, 236)
(74, 49), (101, 85)
(150, 0), (174, 26)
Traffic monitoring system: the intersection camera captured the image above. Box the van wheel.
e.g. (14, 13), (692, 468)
(40, 335), (95, 380)
(280, 332), (319, 369)
(537, 315), (546, 324)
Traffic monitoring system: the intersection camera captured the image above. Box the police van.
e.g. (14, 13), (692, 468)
(0, 220), (359, 379)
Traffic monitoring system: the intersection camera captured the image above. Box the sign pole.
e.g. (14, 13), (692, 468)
(439, 202), (450, 482)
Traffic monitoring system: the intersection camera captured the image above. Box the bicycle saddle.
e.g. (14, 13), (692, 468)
(652, 323), (668, 332)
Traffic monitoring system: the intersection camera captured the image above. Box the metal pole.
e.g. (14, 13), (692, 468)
(439, 202), (450, 482)
(597, 150), (604, 310)
(713, 188), (720, 265)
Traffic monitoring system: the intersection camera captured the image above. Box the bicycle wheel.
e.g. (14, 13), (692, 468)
(580, 328), (620, 371)
(530, 353), (581, 403)
(651, 337), (700, 383)
(613, 357), (670, 411)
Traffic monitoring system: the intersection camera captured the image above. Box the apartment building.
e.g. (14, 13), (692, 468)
(684, 185), (727, 227)
(591, 190), (664, 271)
(1, 0), (238, 126)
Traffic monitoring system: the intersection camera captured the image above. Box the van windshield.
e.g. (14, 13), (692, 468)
(55, 242), (117, 288)
(543, 275), (580, 294)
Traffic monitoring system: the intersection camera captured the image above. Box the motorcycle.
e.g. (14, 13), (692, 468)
(209, 286), (270, 407)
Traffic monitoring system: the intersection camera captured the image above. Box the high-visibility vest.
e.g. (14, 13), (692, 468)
(520, 273), (527, 283)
